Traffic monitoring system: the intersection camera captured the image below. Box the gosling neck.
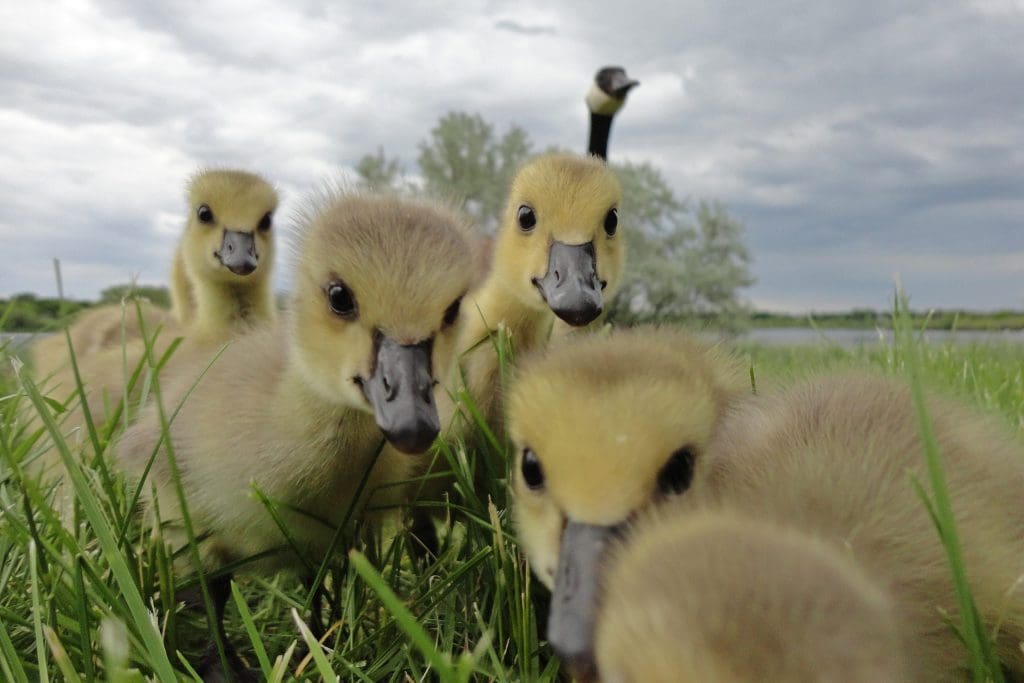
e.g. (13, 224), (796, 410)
(465, 276), (555, 357)
(191, 276), (276, 342)
(277, 348), (375, 445)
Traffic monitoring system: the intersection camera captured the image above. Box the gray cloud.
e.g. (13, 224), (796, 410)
(494, 19), (557, 35)
(1, 0), (1022, 311)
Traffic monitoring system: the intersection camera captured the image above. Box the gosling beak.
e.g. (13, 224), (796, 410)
(215, 229), (258, 275)
(547, 520), (623, 682)
(361, 336), (439, 454)
(532, 241), (603, 327)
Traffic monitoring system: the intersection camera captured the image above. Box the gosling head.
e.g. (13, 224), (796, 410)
(492, 153), (625, 327)
(182, 169), (278, 283)
(289, 191), (473, 454)
(596, 513), (906, 683)
(506, 327), (745, 679)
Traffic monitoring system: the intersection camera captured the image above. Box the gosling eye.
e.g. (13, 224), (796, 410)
(442, 297), (462, 328)
(326, 281), (358, 319)
(657, 446), (695, 495)
(603, 208), (618, 237)
(517, 205), (537, 232)
(257, 211), (272, 231)
(197, 204), (215, 224)
(521, 447), (545, 490)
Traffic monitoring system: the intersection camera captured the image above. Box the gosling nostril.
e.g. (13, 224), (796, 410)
(382, 374), (398, 401)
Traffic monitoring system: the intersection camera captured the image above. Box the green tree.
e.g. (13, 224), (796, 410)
(606, 163), (753, 329)
(355, 147), (406, 192)
(417, 112), (532, 231)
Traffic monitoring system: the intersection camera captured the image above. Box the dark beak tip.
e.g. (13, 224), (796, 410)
(226, 262), (258, 276)
(558, 650), (599, 683)
(383, 425), (440, 454)
(552, 305), (602, 327)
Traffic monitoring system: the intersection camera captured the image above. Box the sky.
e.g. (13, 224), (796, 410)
(2, 0), (1022, 313)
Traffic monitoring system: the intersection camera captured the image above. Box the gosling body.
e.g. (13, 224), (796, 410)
(31, 170), (279, 454)
(597, 511), (909, 683)
(457, 152), (626, 427)
(116, 191), (475, 572)
(169, 168), (279, 342)
(507, 329), (1024, 680)
(692, 372), (1024, 680)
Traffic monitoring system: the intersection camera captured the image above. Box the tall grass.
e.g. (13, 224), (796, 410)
(1, 304), (1022, 680)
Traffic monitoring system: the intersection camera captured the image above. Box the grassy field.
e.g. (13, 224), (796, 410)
(1, 312), (1023, 681)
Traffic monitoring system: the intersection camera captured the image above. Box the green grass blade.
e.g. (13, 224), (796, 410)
(43, 626), (83, 683)
(893, 290), (1004, 682)
(17, 372), (178, 680)
(232, 580), (273, 679)
(0, 612), (31, 683)
(291, 608), (338, 683)
(29, 541), (50, 683)
(349, 550), (456, 681)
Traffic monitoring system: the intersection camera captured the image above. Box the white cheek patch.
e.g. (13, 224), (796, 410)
(586, 83), (625, 116)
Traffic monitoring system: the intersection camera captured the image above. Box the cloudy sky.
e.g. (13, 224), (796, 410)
(2, 0), (1022, 312)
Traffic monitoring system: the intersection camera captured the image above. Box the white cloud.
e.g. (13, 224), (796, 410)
(1, 0), (1022, 312)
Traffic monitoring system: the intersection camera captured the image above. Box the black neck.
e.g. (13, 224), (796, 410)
(588, 112), (613, 160)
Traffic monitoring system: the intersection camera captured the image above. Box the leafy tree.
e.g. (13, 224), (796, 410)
(606, 162), (753, 329)
(417, 112), (532, 231)
(355, 147), (406, 192)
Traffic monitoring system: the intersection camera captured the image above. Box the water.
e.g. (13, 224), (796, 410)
(1, 332), (45, 350)
(738, 327), (1024, 347)
(4, 328), (1024, 352)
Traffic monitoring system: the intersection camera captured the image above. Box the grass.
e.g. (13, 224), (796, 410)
(1, 303), (1023, 680)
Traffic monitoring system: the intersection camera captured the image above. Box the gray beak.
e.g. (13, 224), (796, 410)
(361, 336), (439, 454)
(532, 241), (604, 327)
(215, 229), (258, 275)
(547, 520), (622, 682)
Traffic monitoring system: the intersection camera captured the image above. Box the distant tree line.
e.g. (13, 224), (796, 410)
(1, 286), (169, 332)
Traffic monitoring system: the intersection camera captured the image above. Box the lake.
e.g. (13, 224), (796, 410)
(4, 328), (1024, 352)
(737, 327), (1024, 347)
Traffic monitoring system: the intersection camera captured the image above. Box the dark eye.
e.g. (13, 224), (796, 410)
(517, 205), (536, 232)
(442, 297), (461, 328)
(258, 212), (272, 231)
(327, 281), (357, 318)
(521, 448), (544, 490)
(197, 204), (215, 224)
(603, 208), (618, 236)
(657, 446), (695, 495)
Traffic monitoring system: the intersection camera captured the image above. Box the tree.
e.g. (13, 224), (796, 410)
(682, 200), (754, 319)
(354, 147), (406, 192)
(606, 163), (753, 329)
(417, 112), (532, 231)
